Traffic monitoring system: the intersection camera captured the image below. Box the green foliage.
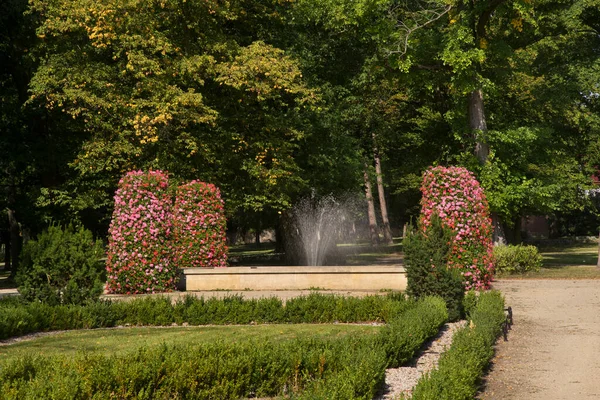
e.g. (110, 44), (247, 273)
(410, 290), (506, 400)
(16, 223), (105, 305)
(403, 215), (465, 321)
(493, 244), (542, 275)
(0, 296), (446, 399)
(380, 296), (448, 368)
(0, 293), (409, 340)
(462, 290), (478, 319)
(0, 334), (385, 399)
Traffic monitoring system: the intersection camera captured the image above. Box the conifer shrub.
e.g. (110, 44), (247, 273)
(403, 215), (465, 321)
(16, 223), (105, 305)
(172, 181), (228, 268)
(493, 244), (542, 275)
(106, 170), (177, 294)
(420, 166), (494, 290)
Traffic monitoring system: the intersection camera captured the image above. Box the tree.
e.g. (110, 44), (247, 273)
(379, 0), (600, 242)
(26, 0), (323, 226)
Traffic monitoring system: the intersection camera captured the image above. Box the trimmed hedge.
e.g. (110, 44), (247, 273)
(0, 293), (411, 340)
(380, 296), (448, 368)
(409, 290), (506, 400)
(106, 170), (177, 294)
(493, 244), (542, 275)
(0, 297), (448, 400)
(172, 181), (228, 269)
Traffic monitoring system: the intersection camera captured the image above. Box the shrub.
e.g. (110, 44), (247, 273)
(172, 181), (228, 269)
(106, 170), (177, 294)
(410, 290), (506, 400)
(0, 293), (409, 340)
(420, 166), (494, 290)
(16, 223), (105, 305)
(403, 214), (465, 321)
(493, 244), (542, 275)
(0, 296), (445, 399)
(462, 290), (478, 318)
(380, 296), (448, 368)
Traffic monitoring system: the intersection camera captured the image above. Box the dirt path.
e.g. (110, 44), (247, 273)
(478, 280), (600, 399)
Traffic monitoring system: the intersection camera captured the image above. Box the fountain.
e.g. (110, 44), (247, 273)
(287, 194), (355, 266)
(182, 193), (407, 291)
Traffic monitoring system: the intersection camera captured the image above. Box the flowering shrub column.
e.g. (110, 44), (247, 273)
(106, 170), (177, 294)
(420, 166), (494, 290)
(172, 181), (228, 268)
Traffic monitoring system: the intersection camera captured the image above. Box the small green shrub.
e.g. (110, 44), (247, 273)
(493, 244), (542, 275)
(16, 223), (105, 306)
(410, 290), (506, 400)
(404, 215), (465, 321)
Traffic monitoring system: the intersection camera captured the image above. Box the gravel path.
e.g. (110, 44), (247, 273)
(376, 320), (466, 399)
(477, 279), (600, 399)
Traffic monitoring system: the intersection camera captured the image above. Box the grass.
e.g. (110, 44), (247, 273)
(0, 324), (379, 365)
(228, 242), (277, 257)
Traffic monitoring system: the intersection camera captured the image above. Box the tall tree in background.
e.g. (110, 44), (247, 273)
(26, 0), (323, 225)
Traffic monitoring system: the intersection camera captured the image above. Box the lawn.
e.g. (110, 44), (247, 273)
(0, 324), (379, 365)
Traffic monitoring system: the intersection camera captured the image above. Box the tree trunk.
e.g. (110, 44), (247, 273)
(469, 88), (490, 165)
(372, 134), (393, 245)
(363, 164), (379, 246)
(492, 213), (506, 245)
(4, 233), (10, 272)
(513, 215), (522, 244)
(469, 87), (506, 244)
(8, 208), (20, 279)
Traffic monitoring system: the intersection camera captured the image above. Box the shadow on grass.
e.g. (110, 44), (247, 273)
(228, 238), (404, 266)
(0, 270), (16, 290)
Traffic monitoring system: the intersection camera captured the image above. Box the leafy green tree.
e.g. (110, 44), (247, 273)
(26, 0), (324, 226)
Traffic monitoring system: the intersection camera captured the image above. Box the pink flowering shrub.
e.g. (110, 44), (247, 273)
(419, 166), (494, 290)
(172, 181), (228, 268)
(106, 170), (177, 294)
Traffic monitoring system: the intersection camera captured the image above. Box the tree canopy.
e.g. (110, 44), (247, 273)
(1, 0), (599, 247)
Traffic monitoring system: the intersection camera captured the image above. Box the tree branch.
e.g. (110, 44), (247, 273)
(476, 0), (508, 39)
(385, 1), (452, 58)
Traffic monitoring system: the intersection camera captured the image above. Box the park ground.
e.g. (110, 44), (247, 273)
(478, 279), (600, 399)
(2, 242), (600, 398)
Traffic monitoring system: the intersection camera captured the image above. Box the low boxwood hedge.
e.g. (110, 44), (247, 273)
(0, 292), (411, 340)
(409, 290), (506, 400)
(0, 296), (448, 399)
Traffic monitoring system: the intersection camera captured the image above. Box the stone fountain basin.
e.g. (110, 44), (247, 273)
(180, 265), (406, 292)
